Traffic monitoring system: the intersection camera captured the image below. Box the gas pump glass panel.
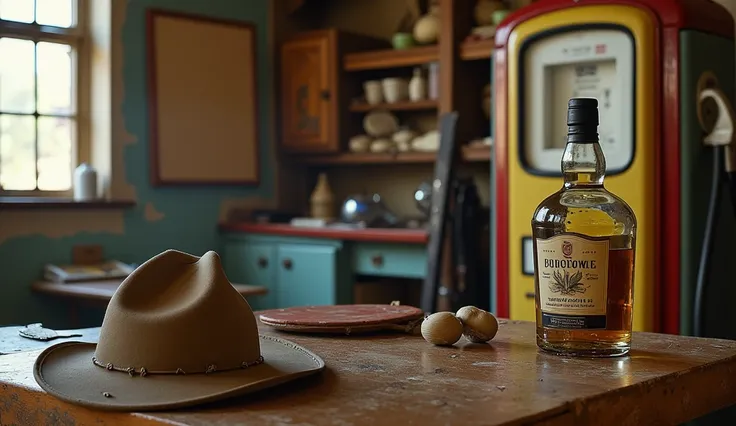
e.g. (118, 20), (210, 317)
(522, 27), (635, 175)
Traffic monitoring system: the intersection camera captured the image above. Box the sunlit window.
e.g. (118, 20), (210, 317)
(0, 0), (82, 194)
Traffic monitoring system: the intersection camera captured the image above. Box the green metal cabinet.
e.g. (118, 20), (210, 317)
(222, 234), (351, 310)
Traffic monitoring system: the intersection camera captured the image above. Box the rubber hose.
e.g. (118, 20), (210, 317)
(728, 172), (736, 215)
(693, 147), (724, 337)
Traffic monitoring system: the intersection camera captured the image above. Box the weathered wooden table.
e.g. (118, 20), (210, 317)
(1, 319), (735, 425)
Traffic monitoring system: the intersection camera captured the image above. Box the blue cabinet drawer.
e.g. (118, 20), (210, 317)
(352, 243), (426, 279)
(223, 240), (277, 310)
(276, 244), (343, 307)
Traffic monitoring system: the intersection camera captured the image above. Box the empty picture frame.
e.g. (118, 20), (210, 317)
(146, 9), (260, 186)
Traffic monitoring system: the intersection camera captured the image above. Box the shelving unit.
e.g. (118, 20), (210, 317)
(291, 145), (491, 166)
(344, 45), (439, 71)
(277, 0), (515, 167)
(460, 39), (495, 61)
(349, 99), (438, 112)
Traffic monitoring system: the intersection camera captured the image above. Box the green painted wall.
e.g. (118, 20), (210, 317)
(0, 0), (273, 327)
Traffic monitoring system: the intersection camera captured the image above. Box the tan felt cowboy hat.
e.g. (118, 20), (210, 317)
(33, 249), (325, 411)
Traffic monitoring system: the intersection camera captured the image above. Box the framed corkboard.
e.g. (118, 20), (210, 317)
(146, 9), (260, 186)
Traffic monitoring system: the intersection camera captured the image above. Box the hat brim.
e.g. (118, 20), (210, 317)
(33, 334), (325, 411)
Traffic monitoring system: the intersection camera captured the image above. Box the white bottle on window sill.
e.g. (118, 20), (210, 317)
(73, 163), (98, 201)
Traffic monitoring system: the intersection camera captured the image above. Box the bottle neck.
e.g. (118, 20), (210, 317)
(561, 141), (606, 189)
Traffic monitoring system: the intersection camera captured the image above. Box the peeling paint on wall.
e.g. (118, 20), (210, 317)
(144, 202), (165, 221)
(0, 211), (126, 245)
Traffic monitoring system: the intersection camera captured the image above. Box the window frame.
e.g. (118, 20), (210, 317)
(0, 0), (88, 198)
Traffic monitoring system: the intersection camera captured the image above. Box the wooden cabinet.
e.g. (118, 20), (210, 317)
(281, 33), (334, 152)
(280, 30), (384, 153)
(223, 234), (352, 309)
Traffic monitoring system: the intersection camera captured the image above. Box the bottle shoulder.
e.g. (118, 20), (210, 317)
(532, 186), (637, 237)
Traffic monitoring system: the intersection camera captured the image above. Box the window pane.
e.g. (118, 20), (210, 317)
(37, 116), (72, 190)
(35, 0), (73, 28)
(0, 114), (36, 190)
(37, 42), (73, 115)
(0, 38), (36, 114)
(0, 0), (34, 24)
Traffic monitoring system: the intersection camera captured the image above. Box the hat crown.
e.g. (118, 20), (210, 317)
(93, 250), (261, 375)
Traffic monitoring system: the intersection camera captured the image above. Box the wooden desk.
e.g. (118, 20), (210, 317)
(32, 280), (268, 304)
(1, 319), (735, 425)
(31, 280), (268, 326)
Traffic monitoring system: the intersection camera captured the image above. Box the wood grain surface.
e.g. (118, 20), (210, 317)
(1, 319), (735, 425)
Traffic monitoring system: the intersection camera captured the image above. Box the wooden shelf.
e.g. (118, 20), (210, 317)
(299, 152), (437, 165)
(349, 99), (438, 112)
(462, 145), (492, 161)
(460, 39), (495, 61)
(291, 146), (491, 166)
(344, 45), (439, 71)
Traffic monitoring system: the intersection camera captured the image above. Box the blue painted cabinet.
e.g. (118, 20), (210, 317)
(222, 234), (351, 310)
(223, 240), (277, 310)
(276, 244), (343, 307)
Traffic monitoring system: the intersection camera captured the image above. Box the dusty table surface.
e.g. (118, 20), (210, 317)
(1, 319), (735, 426)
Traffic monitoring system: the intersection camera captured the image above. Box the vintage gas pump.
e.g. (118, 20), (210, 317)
(491, 0), (736, 335)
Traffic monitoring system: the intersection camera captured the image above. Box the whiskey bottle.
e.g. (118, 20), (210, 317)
(531, 98), (637, 357)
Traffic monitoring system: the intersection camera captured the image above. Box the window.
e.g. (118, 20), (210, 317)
(0, 0), (85, 195)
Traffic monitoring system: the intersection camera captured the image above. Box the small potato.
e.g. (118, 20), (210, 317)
(456, 306), (499, 343)
(421, 312), (464, 346)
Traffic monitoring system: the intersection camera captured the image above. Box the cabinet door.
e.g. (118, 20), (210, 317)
(275, 244), (339, 307)
(223, 241), (277, 310)
(281, 35), (336, 152)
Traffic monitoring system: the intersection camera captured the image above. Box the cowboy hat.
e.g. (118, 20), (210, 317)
(33, 249), (325, 411)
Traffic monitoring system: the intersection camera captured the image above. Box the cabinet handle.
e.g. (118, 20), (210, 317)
(371, 255), (383, 267)
(525, 292), (535, 299)
(282, 258), (293, 270)
(320, 90), (330, 100)
(257, 257), (268, 268)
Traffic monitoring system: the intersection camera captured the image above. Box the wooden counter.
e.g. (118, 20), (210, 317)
(1, 319), (735, 425)
(219, 222), (429, 244)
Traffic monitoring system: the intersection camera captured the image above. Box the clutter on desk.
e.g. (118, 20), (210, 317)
(18, 323), (83, 342)
(43, 260), (136, 283)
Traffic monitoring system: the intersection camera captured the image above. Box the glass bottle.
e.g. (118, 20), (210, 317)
(531, 98), (637, 357)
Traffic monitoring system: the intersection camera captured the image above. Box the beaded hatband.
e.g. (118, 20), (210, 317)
(91, 355), (265, 377)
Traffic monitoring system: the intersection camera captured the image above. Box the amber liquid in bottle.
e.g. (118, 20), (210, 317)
(532, 98), (637, 357)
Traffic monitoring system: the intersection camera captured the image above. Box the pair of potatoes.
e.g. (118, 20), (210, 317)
(421, 306), (499, 346)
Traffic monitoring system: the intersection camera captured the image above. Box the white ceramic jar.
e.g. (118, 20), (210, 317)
(73, 163), (98, 201)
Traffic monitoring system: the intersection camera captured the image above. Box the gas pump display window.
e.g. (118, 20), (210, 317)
(521, 27), (635, 175)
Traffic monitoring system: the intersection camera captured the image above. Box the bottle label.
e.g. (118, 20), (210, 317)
(535, 234), (609, 329)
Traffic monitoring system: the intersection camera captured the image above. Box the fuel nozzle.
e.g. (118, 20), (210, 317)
(698, 87), (736, 173)
(693, 84), (736, 338)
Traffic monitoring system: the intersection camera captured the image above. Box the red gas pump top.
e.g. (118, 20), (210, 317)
(495, 0), (734, 48)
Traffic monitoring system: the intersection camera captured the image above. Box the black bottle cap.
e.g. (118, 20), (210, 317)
(566, 97), (599, 144)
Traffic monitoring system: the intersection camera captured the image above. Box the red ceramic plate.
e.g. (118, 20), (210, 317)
(258, 304), (425, 335)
